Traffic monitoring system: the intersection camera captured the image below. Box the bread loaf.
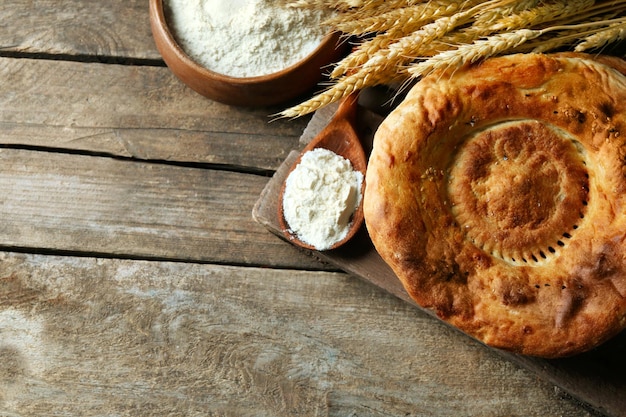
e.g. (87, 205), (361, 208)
(364, 53), (626, 358)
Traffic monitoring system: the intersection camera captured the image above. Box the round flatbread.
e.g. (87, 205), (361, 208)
(364, 53), (626, 358)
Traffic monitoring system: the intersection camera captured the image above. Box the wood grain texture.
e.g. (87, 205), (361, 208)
(0, 251), (597, 417)
(0, 0), (157, 59)
(0, 148), (331, 270)
(0, 57), (309, 171)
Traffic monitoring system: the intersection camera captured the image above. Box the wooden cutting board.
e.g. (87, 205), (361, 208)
(253, 100), (626, 417)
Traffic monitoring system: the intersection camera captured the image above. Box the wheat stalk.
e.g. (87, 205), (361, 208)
(410, 16), (626, 78)
(576, 20), (626, 50)
(332, 2), (480, 77)
(282, 0), (420, 13)
(331, 1), (468, 34)
(280, 65), (402, 118)
(279, 0), (626, 117)
(330, 0), (426, 17)
(330, 1), (479, 77)
(527, 29), (580, 53)
(280, 0), (372, 10)
(488, 0), (594, 31)
(474, 0), (539, 26)
(409, 28), (542, 77)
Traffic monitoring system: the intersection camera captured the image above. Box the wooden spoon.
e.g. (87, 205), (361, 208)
(278, 92), (367, 251)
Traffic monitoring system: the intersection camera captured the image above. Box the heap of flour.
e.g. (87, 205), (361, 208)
(282, 148), (363, 251)
(165, 0), (330, 77)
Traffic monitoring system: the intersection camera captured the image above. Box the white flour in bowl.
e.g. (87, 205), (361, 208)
(282, 148), (363, 251)
(165, 0), (331, 77)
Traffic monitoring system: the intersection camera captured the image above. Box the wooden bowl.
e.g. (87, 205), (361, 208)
(149, 0), (347, 107)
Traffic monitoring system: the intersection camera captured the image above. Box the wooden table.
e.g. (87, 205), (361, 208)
(0, 2), (619, 416)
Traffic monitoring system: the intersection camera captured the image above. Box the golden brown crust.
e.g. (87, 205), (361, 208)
(364, 53), (626, 358)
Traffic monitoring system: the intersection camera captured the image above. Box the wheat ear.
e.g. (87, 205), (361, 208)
(330, 1), (472, 78)
(408, 28), (542, 78)
(279, 68), (396, 118)
(280, 7), (476, 118)
(334, 0), (428, 18)
(331, 1), (468, 35)
(575, 21), (626, 51)
(281, 0), (375, 11)
(487, 0), (595, 32)
(474, 0), (539, 26)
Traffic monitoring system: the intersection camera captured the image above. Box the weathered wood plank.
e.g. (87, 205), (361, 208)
(0, 251), (596, 416)
(0, 0), (157, 60)
(0, 148), (330, 270)
(0, 57), (310, 171)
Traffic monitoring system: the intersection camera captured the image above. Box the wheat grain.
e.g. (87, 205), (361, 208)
(330, 35), (392, 78)
(282, 47), (413, 117)
(283, 0), (416, 13)
(572, 0), (626, 23)
(411, 15), (626, 78)
(381, 0), (513, 60)
(330, 1), (474, 77)
(575, 20), (626, 51)
(280, 68), (393, 118)
(474, 0), (538, 26)
(331, 2), (488, 78)
(387, 5), (486, 54)
(331, 1), (468, 34)
(415, 25), (495, 59)
(341, 0), (425, 17)
(408, 28), (542, 78)
(281, 0), (372, 10)
(487, 0), (595, 32)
